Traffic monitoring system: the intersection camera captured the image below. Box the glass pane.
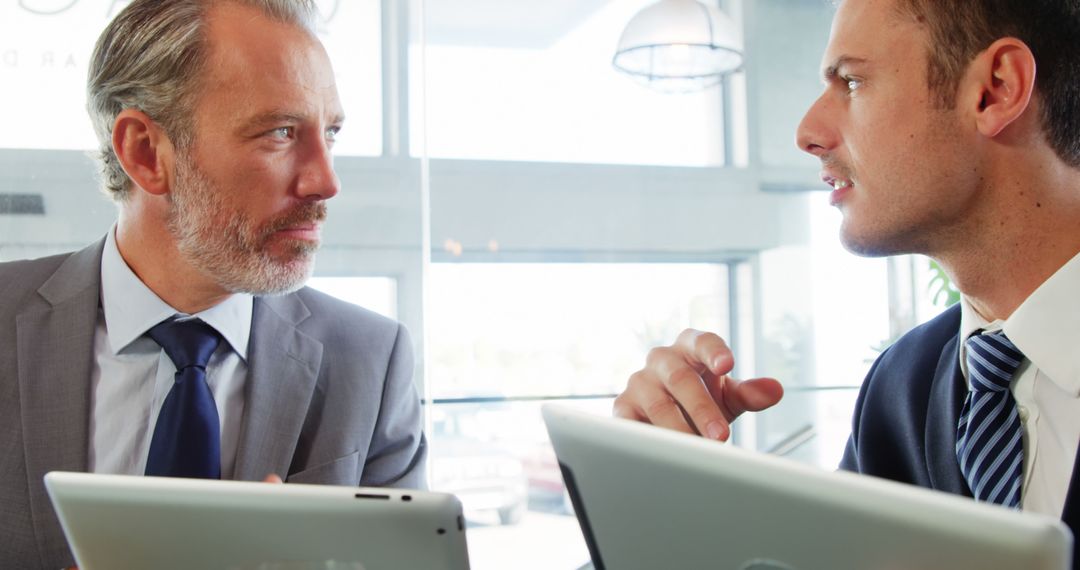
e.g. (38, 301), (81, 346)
(413, 0), (726, 166)
(316, 0), (383, 156)
(0, 0), (381, 155)
(752, 387), (861, 470)
(915, 254), (955, 322)
(306, 276), (398, 320)
(427, 262), (731, 399)
(429, 399), (607, 570)
(756, 199), (892, 390)
(807, 200), (892, 386)
(0, 1), (106, 150)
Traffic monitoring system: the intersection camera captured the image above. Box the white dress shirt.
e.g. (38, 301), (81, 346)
(88, 227), (253, 479)
(958, 250), (1080, 517)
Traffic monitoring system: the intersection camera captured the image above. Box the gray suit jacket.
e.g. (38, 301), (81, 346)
(0, 239), (427, 569)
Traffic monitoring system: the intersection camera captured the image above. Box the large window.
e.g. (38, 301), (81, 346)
(0, 0), (382, 155)
(412, 0), (725, 166)
(427, 263), (732, 399)
(307, 276), (398, 320)
(426, 262), (737, 569)
(0, 1), (955, 569)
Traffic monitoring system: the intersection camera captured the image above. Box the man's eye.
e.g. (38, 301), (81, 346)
(326, 126), (340, 142)
(845, 77), (863, 93)
(270, 127), (293, 139)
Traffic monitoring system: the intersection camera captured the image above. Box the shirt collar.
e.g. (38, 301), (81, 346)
(957, 250), (1080, 397)
(958, 296), (996, 345)
(100, 226), (253, 359)
(957, 296), (1001, 386)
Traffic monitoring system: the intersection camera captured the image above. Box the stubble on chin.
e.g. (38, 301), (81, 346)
(167, 157), (327, 296)
(837, 205), (940, 259)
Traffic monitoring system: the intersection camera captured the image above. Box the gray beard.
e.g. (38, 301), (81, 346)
(167, 156), (322, 296)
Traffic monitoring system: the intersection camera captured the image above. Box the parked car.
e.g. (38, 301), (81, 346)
(430, 406), (529, 525)
(521, 443), (574, 515)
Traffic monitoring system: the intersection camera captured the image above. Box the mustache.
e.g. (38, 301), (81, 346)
(261, 201), (328, 236)
(820, 154), (855, 180)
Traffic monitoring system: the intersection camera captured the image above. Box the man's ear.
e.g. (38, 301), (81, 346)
(112, 109), (175, 196)
(964, 37), (1037, 138)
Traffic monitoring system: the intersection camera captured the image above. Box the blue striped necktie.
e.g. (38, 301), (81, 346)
(145, 318), (223, 479)
(955, 330), (1025, 508)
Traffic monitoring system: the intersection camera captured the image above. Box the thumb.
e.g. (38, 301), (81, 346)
(726, 377), (784, 415)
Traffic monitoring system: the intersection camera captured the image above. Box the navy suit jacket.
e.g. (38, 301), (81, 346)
(839, 304), (1080, 567)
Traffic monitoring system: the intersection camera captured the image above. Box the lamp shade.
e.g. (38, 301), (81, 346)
(613, 0), (743, 92)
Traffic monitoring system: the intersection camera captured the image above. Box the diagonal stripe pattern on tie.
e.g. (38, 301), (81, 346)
(145, 317), (223, 479)
(955, 330), (1025, 508)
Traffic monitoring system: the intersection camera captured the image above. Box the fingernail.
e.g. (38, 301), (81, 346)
(705, 421), (727, 441)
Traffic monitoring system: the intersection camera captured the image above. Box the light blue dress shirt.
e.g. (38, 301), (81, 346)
(88, 227), (253, 479)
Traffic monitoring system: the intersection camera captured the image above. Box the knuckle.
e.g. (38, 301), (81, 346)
(645, 396), (680, 420)
(688, 402), (721, 423)
(626, 370), (649, 390)
(665, 367), (703, 391)
(692, 331), (722, 354)
(645, 346), (670, 365)
(675, 328), (700, 346)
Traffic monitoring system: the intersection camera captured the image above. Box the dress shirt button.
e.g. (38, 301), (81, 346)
(1018, 406), (1029, 422)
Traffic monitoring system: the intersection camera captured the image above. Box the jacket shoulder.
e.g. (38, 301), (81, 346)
(876, 303), (961, 368)
(839, 304), (962, 479)
(0, 252), (76, 312)
(294, 286), (398, 327)
(897, 302), (962, 344)
(290, 286), (406, 348)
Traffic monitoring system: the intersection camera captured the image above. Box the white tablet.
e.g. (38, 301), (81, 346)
(44, 471), (470, 570)
(543, 404), (1072, 570)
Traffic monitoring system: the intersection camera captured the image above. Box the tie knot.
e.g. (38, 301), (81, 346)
(964, 331), (1024, 393)
(148, 318), (222, 371)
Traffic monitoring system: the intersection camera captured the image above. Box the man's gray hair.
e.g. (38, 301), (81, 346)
(87, 0), (319, 202)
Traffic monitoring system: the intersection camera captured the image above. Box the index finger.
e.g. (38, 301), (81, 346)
(674, 329), (735, 377)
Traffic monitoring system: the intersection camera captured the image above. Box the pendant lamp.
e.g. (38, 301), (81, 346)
(613, 0), (743, 92)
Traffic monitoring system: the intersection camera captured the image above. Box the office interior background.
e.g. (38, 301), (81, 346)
(0, 0), (954, 567)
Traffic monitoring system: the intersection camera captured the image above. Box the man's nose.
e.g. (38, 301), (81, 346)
(795, 93), (836, 158)
(297, 137), (340, 201)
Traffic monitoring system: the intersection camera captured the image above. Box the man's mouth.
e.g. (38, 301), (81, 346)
(274, 223), (321, 242)
(821, 172), (855, 205)
(266, 203), (328, 241)
(821, 173), (854, 190)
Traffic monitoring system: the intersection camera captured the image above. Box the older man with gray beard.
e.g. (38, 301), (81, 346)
(0, 1), (426, 568)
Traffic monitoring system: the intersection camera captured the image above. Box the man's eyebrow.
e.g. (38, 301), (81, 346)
(822, 56), (869, 82)
(241, 111), (303, 130)
(239, 111), (347, 131)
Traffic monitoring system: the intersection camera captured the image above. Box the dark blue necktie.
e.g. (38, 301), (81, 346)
(955, 330), (1025, 508)
(145, 318), (223, 479)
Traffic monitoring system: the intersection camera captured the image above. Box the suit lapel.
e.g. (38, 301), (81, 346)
(924, 332), (972, 497)
(232, 293), (323, 481)
(16, 240), (103, 558)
